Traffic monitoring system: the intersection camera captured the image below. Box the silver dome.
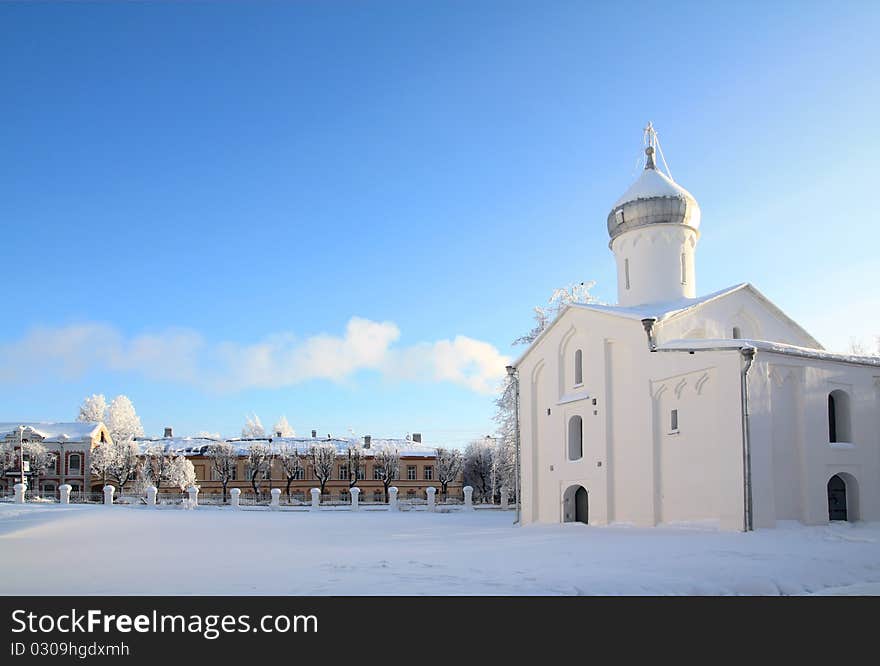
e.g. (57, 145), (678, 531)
(607, 146), (701, 242)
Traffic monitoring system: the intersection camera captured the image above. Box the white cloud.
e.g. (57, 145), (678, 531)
(0, 317), (509, 395)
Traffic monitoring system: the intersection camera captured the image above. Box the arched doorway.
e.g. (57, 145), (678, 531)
(563, 485), (588, 524)
(827, 474), (848, 521)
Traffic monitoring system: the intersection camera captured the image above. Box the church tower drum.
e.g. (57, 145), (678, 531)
(608, 123), (701, 307)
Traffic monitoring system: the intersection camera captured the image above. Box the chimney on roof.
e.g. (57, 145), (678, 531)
(412, 433), (422, 443)
(363, 435), (371, 449)
(311, 429), (317, 438)
(164, 427), (173, 438)
(275, 430), (283, 438)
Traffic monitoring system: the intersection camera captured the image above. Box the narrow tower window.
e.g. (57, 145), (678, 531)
(680, 252), (687, 285)
(624, 258), (631, 290)
(574, 349), (583, 386)
(732, 326), (742, 339)
(568, 416), (583, 460)
(670, 409), (679, 433)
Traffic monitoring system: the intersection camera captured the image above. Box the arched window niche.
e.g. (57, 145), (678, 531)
(568, 415), (583, 461)
(828, 389), (852, 443)
(574, 349), (583, 386)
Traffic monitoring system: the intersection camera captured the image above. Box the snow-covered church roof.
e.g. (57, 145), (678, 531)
(0, 421), (103, 442)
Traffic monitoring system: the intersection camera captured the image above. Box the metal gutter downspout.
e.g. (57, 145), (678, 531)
(739, 347), (756, 532)
(640, 317), (757, 532)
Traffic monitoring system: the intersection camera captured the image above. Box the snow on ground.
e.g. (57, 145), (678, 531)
(1, 504), (879, 595)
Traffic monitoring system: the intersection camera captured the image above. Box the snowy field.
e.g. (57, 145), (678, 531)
(2, 504), (879, 595)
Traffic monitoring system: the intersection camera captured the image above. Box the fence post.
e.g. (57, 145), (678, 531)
(500, 487), (509, 510)
(14, 482), (26, 504)
(59, 484), (72, 505)
(270, 488), (281, 510)
(103, 485), (115, 506)
(388, 486), (399, 512)
(230, 487), (241, 509)
(350, 487), (360, 511)
(426, 486), (436, 512)
(146, 485), (157, 506)
(187, 486), (199, 508)
(463, 485), (474, 511)
(310, 488), (321, 511)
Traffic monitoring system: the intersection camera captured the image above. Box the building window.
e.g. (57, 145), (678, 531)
(670, 409), (679, 433)
(732, 326), (741, 339)
(624, 258), (631, 290)
(293, 468), (305, 480)
(407, 465), (417, 481)
(680, 253), (687, 284)
(567, 416), (583, 461)
(828, 390), (852, 443)
(373, 466), (383, 480)
(424, 466), (434, 480)
(339, 465), (349, 481)
(574, 349), (583, 386)
(357, 466), (365, 480)
(68, 454), (82, 474)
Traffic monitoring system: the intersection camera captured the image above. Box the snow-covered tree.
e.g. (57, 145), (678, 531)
(206, 441), (238, 502)
(166, 455), (197, 493)
(107, 439), (141, 494)
(241, 414), (265, 439)
(245, 441), (271, 496)
(463, 438), (495, 503)
(105, 395), (144, 446)
(277, 443), (304, 499)
(513, 281), (599, 345)
(309, 443), (336, 496)
(272, 416), (295, 438)
(372, 446), (400, 503)
(346, 444), (364, 489)
(77, 394), (107, 423)
(89, 442), (114, 486)
(22, 440), (54, 495)
(141, 444), (174, 492)
(849, 336), (880, 356)
(436, 447), (463, 500)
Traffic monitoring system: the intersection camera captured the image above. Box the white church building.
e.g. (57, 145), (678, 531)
(513, 125), (879, 531)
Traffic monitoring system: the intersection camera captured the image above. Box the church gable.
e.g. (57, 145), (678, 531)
(655, 283), (821, 349)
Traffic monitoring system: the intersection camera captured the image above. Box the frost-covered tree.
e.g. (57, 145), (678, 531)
(242, 414), (266, 439)
(309, 443), (337, 497)
(22, 441), (54, 495)
(141, 444), (174, 493)
(513, 281), (600, 345)
(89, 443), (114, 487)
(346, 444), (364, 490)
(107, 439), (141, 494)
(206, 441), (238, 502)
(463, 438), (495, 503)
(277, 443), (304, 499)
(167, 455), (197, 494)
(0, 439), (17, 479)
(849, 336), (880, 356)
(245, 441), (271, 496)
(372, 447), (400, 503)
(436, 447), (463, 500)
(105, 395), (144, 446)
(77, 394), (107, 423)
(272, 416), (296, 438)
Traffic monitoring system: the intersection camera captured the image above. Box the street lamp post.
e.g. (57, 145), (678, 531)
(506, 365), (521, 526)
(18, 425), (26, 492)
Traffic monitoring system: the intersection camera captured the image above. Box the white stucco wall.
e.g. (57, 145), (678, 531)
(611, 225), (698, 307)
(516, 300), (879, 531)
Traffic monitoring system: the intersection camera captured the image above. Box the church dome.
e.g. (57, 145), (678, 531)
(606, 143), (701, 242)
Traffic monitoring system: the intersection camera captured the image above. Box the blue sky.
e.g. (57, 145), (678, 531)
(1, 1), (878, 444)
